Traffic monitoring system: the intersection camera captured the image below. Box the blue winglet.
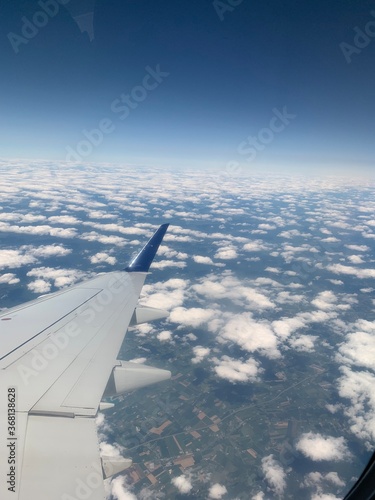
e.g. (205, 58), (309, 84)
(125, 224), (169, 272)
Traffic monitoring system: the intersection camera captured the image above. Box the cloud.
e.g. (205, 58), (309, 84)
(208, 483), (227, 499)
(0, 249), (36, 270)
(303, 471), (345, 500)
(296, 433), (350, 461)
(128, 357), (147, 364)
(169, 307), (217, 328)
(151, 259), (186, 269)
(0, 222), (77, 239)
(311, 291), (338, 311)
(0, 273), (20, 285)
(27, 244), (72, 258)
(157, 330), (173, 342)
(327, 264), (375, 279)
(171, 475), (192, 494)
(337, 330), (375, 370)
(220, 313), (280, 359)
(243, 240), (268, 252)
(261, 454), (286, 497)
(192, 273), (275, 311)
(214, 245), (238, 260)
(90, 252), (117, 265)
(288, 334), (317, 352)
(345, 244), (370, 252)
(193, 255), (215, 265)
(213, 356), (263, 383)
(191, 346), (211, 364)
(141, 278), (189, 310)
(81, 231), (127, 246)
(337, 366), (375, 446)
(27, 279), (51, 294)
(27, 267), (86, 289)
(48, 215), (80, 225)
(110, 476), (137, 500)
(347, 255), (365, 264)
(158, 245), (188, 260)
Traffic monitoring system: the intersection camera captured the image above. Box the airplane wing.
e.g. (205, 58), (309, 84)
(0, 224), (171, 500)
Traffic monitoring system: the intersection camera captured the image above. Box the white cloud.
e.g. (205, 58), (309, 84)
(157, 330), (173, 342)
(158, 245), (188, 260)
(327, 263), (375, 279)
(193, 255), (215, 265)
(27, 279), (51, 294)
(347, 255), (365, 264)
(128, 357), (147, 364)
(261, 454), (286, 497)
(0, 249), (36, 270)
(296, 432), (350, 461)
(141, 278), (189, 310)
(288, 334), (317, 352)
(110, 476), (137, 500)
(0, 222), (77, 239)
(213, 355), (263, 383)
(171, 475), (192, 494)
(27, 267), (86, 289)
(169, 307), (217, 328)
(214, 245), (238, 260)
(338, 330), (375, 370)
(48, 215), (79, 225)
(192, 346), (211, 364)
(345, 244), (370, 252)
(81, 231), (126, 246)
(337, 366), (375, 446)
(152, 259), (186, 269)
(90, 252), (117, 265)
(192, 274), (275, 311)
(208, 483), (227, 499)
(303, 471), (345, 499)
(272, 317), (306, 338)
(0, 273), (20, 285)
(243, 240), (267, 252)
(220, 313), (280, 359)
(28, 244), (72, 258)
(311, 291), (338, 311)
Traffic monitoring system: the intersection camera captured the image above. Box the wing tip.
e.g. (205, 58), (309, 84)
(125, 223), (169, 273)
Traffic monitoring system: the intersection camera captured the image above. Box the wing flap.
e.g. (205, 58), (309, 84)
(19, 416), (104, 500)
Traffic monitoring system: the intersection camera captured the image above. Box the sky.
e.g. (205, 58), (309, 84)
(0, 0), (374, 174)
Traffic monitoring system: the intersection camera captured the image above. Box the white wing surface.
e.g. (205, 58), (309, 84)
(0, 224), (171, 499)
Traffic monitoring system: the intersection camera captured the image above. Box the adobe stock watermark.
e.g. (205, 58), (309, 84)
(340, 11), (375, 64)
(219, 106), (296, 177)
(7, 0), (71, 55)
(213, 0), (244, 21)
(65, 65), (170, 162)
(16, 273), (129, 386)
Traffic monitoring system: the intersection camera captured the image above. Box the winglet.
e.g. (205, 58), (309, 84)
(125, 224), (169, 272)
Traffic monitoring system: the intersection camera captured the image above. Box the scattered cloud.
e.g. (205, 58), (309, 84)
(208, 483), (227, 499)
(192, 346), (211, 364)
(171, 475), (192, 494)
(261, 454), (286, 497)
(296, 432), (350, 461)
(213, 355), (263, 383)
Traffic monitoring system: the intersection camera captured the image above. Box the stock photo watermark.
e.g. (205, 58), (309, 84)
(340, 11), (375, 63)
(65, 65), (170, 162)
(7, 0), (71, 54)
(213, 0), (244, 22)
(219, 106), (296, 178)
(17, 274), (129, 386)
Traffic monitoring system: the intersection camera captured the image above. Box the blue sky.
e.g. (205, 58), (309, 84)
(0, 0), (374, 174)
